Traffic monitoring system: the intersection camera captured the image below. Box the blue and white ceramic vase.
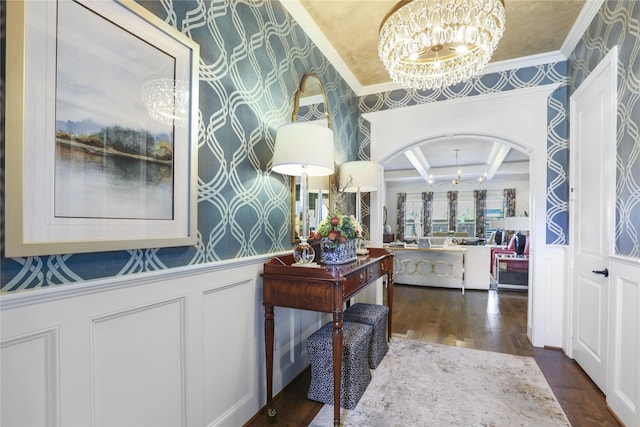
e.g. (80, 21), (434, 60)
(320, 238), (357, 265)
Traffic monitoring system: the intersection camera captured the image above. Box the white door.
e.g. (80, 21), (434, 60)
(569, 47), (617, 393)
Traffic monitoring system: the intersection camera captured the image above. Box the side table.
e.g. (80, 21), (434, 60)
(261, 248), (394, 426)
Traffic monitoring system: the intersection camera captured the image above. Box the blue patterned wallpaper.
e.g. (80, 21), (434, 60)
(2, 0), (638, 292)
(569, 0), (640, 258)
(358, 63), (570, 245)
(0, 0), (358, 291)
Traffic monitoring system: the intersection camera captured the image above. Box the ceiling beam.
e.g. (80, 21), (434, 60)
(384, 161), (529, 183)
(486, 143), (511, 180)
(404, 148), (431, 183)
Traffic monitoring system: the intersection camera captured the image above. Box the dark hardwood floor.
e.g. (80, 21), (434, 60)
(245, 285), (622, 426)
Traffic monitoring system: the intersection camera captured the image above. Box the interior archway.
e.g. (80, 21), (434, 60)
(362, 84), (560, 347)
(381, 133), (530, 244)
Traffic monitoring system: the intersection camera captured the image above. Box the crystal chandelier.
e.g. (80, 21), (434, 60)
(378, 0), (506, 90)
(140, 78), (189, 127)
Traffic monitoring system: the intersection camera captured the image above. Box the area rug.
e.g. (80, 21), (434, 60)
(309, 337), (570, 426)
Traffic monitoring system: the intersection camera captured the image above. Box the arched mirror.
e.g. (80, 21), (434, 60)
(292, 73), (330, 127)
(291, 73), (332, 242)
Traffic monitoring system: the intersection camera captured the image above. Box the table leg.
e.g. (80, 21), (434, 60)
(332, 309), (343, 426)
(387, 270), (394, 341)
(462, 252), (466, 295)
(264, 305), (276, 417)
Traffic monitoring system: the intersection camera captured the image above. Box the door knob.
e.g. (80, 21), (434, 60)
(592, 268), (609, 278)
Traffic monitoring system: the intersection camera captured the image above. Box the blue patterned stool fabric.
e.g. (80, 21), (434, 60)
(306, 321), (373, 409)
(343, 303), (389, 369)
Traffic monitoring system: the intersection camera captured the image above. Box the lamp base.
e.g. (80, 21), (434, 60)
(293, 238), (316, 264)
(356, 238), (369, 256)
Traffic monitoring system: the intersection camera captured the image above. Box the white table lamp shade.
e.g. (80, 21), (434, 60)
(505, 216), (529, 231)
(340, 161), (379, 192)
(272, 122), (334, 177)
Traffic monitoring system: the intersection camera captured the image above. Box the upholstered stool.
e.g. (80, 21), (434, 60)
(343, 303), (389, 368)
(306, 321), (373, 409)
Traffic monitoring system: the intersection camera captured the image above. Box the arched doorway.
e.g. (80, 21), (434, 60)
(381, 133), (530, 249)
(363, 84), (562, 347)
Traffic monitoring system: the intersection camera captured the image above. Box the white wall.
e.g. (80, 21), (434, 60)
(0, 255), (321, 427)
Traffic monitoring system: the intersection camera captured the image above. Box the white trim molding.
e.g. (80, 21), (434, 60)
(365, 84), (561, 348)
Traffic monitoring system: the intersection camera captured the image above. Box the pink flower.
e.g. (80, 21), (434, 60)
(331, 217), (340, 226)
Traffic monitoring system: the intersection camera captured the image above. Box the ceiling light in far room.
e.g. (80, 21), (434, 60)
(452, 148), (461, 186)
(378, 0), (506, 90)
(429, 148), (486, 187)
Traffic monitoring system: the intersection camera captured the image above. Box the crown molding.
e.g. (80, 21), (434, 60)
(280, 0), (362, 94)
(561, 0), (605, 56)
(358, 51), (567, 97)
(283, 0), (604, 98)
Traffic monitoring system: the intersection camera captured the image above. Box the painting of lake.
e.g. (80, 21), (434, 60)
(53, 0), (177, 220)
(55, 125), (174, 220)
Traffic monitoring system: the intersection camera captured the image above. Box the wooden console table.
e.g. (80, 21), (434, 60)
(261, 247), (394, 426)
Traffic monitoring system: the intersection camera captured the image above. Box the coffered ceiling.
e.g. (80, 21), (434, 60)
(282, 0), (590, 184)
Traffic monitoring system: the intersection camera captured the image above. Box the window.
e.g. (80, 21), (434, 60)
(403, 196), (423, 237)
(432, 194), (448, 233)
(457, 196), (475, 235)
(485, 192), (505, 238)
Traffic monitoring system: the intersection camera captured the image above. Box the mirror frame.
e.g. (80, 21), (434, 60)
(292, 72), (330, 127)
(290, 73), (332, 242)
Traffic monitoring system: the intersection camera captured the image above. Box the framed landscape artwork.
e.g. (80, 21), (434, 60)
(5, 0), (200, 256)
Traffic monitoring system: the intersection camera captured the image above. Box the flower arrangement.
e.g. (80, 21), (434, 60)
(311, 212), (361, 249)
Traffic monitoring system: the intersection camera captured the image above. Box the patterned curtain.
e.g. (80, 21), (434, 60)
(422, 192), (433, 237)
(396, 193), (407, 241)
(504, 188), (516, 218)
(447, 191), (458, 231)
(474, 190), (487, 238)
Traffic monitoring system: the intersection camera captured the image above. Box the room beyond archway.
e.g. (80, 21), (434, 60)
(363, 84), (561, 348)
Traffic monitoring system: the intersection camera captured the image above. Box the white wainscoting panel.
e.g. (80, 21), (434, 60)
(1, 328), (59, 427)
(0, 254), (322, 426)
(607, 256), (640, 427)
(91, 298), (187, 427)
(203, 279), (255, 426)
(270, 306), (324, 395)
(531, 244), (567, 348)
